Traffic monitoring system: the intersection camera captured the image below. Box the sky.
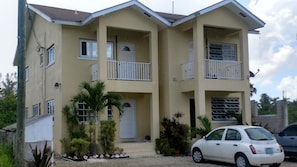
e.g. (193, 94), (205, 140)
(1, 0), (296, 101)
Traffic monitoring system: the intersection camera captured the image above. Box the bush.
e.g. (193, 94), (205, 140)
(25, 142), (53, 167)
(0, 144), (14, 166)
(100, 120), (116, 154)
(70, 138), (90, 158)
(155, 116), (190, 156)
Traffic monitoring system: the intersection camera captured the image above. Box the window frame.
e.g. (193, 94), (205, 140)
(32, 103), (40, 117)
(25, 66), (29, 81)
(211, 97), (240, 122)
(209, 43), (237, 61)
(79, 39), (97, 59)
(77, 101), (98, 123)
(47, 99), (55, 114)
(47, 45), (55, 66)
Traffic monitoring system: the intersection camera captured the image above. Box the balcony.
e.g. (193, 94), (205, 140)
(107, 60), (151, 81)
(181, 60), (242, 80)
(205, 59), (242, 80)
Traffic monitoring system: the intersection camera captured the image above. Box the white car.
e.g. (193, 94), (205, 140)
(191, 125), (284, 167)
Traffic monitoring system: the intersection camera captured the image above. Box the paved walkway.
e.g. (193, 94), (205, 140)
(55, 156), (297, 167)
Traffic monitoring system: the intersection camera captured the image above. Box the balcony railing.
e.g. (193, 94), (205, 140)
(107, 60), (151, 81)
(205, 59), (242, 80)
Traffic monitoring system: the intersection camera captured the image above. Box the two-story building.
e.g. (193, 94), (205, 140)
(15, 0), (264, 154)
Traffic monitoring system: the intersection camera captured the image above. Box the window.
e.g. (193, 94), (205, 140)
(209, 43), (237, 61)
(47, 45), (55, 66)
(25, 107), (28, 119)
(32, 103), (40, 117)
(77, 101), (97, 123)
(245, 128), (274, 140)
(211, 98), (240, 121)
(206, 129), (225, 140)
(107, 105), (113, 120)
(25, 66), (29, 81)
(47, 99), (55, 114)
(282, 125), (297, 136)
(225, 129), (241, 141)
(80, 39), (97, 59)
(107, 42), (114, 60)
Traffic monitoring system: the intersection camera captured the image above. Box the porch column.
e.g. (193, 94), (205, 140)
(97, 20), (108, 81)
(150, 92), (159, 142)
(242, 91), (251, 125)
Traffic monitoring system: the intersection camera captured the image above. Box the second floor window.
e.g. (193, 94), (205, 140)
(47, 45), (55, 66)
(80, 39), (97, 59)
(209, 43), (237, 61)
(25, 66), (29, 81)
(47, 99), (55, 114)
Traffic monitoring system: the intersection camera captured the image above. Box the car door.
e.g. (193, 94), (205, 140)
(201, 128), (225, 160)
(276, 125), (297, 154)
(220, 128), (242, 163)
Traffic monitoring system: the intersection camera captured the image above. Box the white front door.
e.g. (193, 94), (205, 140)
(117, 42), (136, 79)
(120, 99), (136, 139)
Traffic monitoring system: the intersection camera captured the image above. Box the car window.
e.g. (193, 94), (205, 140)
(225, 129), (241, 141)
(245, 128), (274, 140)
(207, 129), (225, 140)
(282, 125), (297, 136)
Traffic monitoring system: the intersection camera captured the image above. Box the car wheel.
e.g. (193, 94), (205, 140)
(235, 153), (251, 167)
(192, 148), (204, 163)
(269, 163), (281, 167)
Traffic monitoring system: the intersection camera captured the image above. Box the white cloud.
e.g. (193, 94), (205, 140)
(248, 0), (297, 92)
(277, 76), (297, 100)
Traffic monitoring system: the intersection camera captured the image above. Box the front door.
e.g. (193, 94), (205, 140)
(117, 42), (136, 80)
(120, 99), (136, 139)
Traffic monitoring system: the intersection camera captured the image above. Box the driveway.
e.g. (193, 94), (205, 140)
(55, 156), (297, 167)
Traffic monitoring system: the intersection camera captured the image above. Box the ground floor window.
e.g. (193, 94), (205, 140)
(77, 101), (97, 123)
(211, 97), (240, 121)
(107, 105), (113, 120)
(32, 103), (40, 117)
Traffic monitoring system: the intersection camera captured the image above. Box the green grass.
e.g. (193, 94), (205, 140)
(0, 143), (15, 167)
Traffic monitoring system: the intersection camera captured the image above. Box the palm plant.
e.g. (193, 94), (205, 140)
(71, 81), (123, 155)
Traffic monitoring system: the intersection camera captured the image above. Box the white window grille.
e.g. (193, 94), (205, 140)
(47, 45), (55, 66)
(80, 39), (97, 59)
(47, 99), (55, 114)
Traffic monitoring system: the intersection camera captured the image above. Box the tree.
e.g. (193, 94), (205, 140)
(71, 81), (123, 155)
(288, 100), (297, 123)
(0, 73), (17, 128)
(258, 93), (277, 115)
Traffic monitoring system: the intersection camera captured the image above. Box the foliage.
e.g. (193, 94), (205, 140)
(100, 120), (116, 154)
(62, 105), (88, 139)
(70, 138), (90, 158)
(61, 105), (88, 155)
(191, 116), (212, 138)
(258, 93), (278, 115)
(71, 81), (123, 155)
(155, 114), (190, 156)
(25, 142), (53, 167)
(0, 143), (14, 167)
(0, 73), (17, 129)
(0, 94), (17, 128)
(0, 73), (17, 97)
(288, 100), (297, 123)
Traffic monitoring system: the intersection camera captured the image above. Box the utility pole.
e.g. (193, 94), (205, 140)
(16, 0), (26, 166)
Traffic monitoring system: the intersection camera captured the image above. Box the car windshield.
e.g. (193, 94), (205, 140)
(245, 128), (274, 141)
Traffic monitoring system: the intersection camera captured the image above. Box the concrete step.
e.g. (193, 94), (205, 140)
(116, 142), (157, 158)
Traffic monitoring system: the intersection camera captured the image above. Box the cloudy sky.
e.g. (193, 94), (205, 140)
(1, 0), (296, 101)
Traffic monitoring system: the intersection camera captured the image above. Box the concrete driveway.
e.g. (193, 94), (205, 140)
(55, 156), (297, 167)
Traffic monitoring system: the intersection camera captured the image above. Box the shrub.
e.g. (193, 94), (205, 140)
(191, 116), (212, 138)
(100, 120), (116, 154)
(0, 144), (14, 166)
(155, 114), (190, 156)
(70, 138), (90, 158)
(25, 141), (53, 167)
